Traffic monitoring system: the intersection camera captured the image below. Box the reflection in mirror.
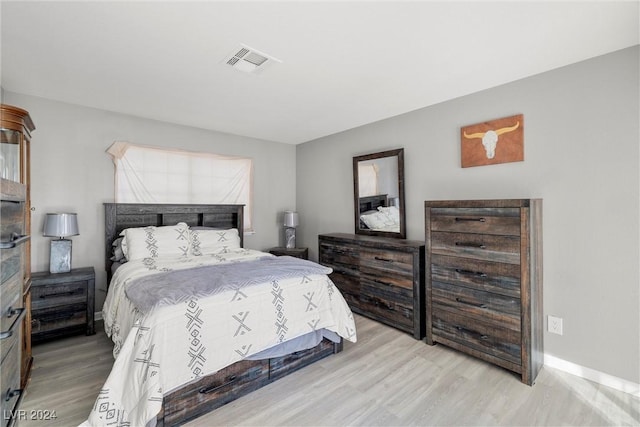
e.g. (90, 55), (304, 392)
(353, 148), (405, 238)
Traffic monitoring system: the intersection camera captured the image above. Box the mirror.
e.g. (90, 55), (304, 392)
(353, 148), (405, 238)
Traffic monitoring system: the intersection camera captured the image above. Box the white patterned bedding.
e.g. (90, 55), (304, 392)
(82, 249), (357, 427)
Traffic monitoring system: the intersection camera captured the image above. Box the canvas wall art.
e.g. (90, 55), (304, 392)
(461, 114), (524, 167)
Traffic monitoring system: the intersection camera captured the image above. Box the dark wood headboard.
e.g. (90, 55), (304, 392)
(104, 203), (244, 282)
(358, 194), (388, 213)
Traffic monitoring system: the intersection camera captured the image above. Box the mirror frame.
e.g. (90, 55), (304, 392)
(353, 148), (406, 239)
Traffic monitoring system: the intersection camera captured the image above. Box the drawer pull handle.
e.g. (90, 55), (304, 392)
(199, 375), (238, 394)
(4, 388), (22, 402)
(455, 242), (486, 249)
(455, 217), (486, 222)
(455, 326), (489, 340)
(455, 297), (488, 309)
(39, 288), (83, 298)
(374, 256), (394, 263)
(0, 307), (26, 340)
(0, 233), (30, 249)
(455, 268), (488, 278)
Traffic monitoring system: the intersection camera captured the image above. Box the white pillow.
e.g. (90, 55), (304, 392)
(120, 222), (190, 261)
(378, 206), (400, 225)
(360, 211), (395, 230)
(190, 228), (241, 255)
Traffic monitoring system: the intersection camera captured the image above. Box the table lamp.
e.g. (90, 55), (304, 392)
(43, 213), (79, 273)
(283, 211), (299, 249)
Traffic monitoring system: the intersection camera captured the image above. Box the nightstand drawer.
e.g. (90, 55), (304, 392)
(32, 304), (87, 335)
(31, 280), (87, 310)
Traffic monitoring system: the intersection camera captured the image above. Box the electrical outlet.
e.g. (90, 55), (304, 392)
(548, 315), (563, 335)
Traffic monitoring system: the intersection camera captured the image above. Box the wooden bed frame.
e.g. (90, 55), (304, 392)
(103, 203), (343, 426)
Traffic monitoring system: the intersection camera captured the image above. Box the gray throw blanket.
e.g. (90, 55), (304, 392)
(125, 256), (332, 313)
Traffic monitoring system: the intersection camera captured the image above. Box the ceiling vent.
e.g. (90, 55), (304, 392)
(224, 45), (281, 74)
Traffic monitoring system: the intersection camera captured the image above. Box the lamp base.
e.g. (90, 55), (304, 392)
(50, 239), (72, 274)
(285, 227), (296, 249)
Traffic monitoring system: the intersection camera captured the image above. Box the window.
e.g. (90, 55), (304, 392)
(107, 142), (253, 230)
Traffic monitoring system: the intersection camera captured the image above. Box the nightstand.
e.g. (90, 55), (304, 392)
(30, 266), (95, 343)
(268, 247), (309, 260)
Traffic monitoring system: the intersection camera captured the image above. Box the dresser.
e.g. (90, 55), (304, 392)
(425, 199), (542, 385)
(318, 233), (425, 339)
(31, 267), (95, 343)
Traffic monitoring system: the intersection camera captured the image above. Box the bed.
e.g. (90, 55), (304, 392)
(358, 195), (401, 232)
(83, 203), (357, 427)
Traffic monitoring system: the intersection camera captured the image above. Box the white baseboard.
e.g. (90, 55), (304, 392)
(544, 353), (640, 397)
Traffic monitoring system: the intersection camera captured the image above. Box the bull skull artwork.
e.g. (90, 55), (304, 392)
(463, 122), (520, 159)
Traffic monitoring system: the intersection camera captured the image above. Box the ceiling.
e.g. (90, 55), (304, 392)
(1, 1), (638, 145)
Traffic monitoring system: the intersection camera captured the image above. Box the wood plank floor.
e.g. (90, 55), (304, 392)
(17, 315), (640, 426)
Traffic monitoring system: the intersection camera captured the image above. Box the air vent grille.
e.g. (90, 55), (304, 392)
(224, 45), (281, 74)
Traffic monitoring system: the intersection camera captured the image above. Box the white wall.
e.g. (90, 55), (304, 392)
(3, 92), (297, 310)
(297, 47), (639, 383)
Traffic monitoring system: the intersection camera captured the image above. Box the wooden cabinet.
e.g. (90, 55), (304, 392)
(425, 199), (543, 385)
(31, 267), (95, 343)
(267, 247), (309, 260)
(0, 180), (28, 427)
(0, 105), (34, 426)
(318, 233), (425, 339)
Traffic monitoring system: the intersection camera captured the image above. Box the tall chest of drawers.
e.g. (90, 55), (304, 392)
(425, 199), (542, 385)
(318, 233), (425, 339)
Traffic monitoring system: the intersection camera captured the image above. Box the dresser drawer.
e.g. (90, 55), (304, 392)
(431, 231), (520, 264)
(430, 207), (521, 236)
(0, 245), (23, 286)
(328, 271), (360, 309)
(359, 286), (414, 332)
(0, 273), (22, 343)
(359, 249), (413, 278)
(31, 280), (87, 310)
(432, 281), (521, 331)
(431, 254), (520, 298)
(432, 308), (521, 365)
(319, 242), (359, 272)
(1, 332), (21, 427)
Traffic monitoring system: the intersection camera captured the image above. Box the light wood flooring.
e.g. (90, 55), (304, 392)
(17, 315), (640, 426)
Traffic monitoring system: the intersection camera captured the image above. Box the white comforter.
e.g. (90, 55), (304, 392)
(82, 249), (357, 427)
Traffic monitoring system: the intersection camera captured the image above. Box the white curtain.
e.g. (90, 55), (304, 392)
(107, 142), (253, 230)
(358, 163), (379, 197)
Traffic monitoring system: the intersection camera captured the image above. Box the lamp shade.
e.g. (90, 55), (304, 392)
(43, 213), (79, 238)
(283, 211), (299, 228)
